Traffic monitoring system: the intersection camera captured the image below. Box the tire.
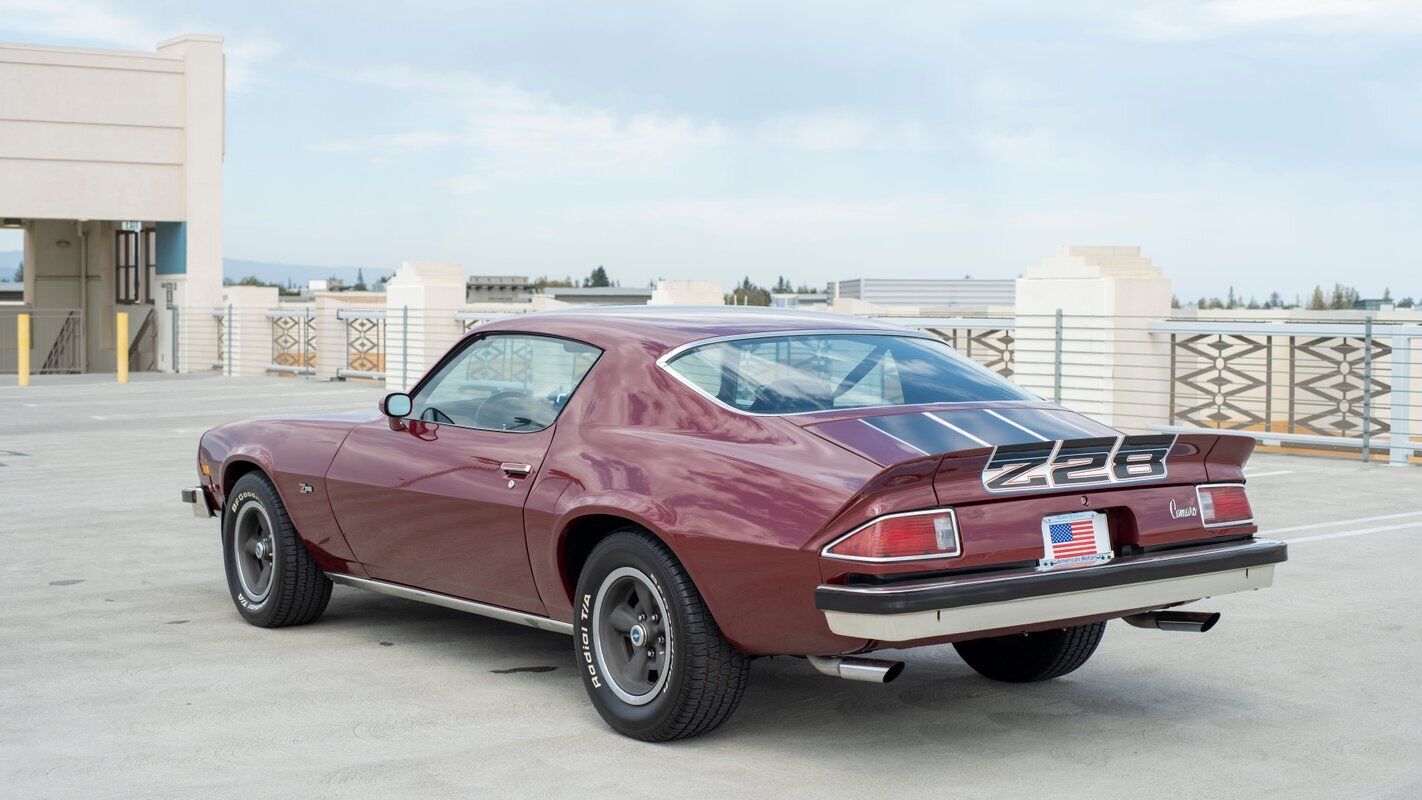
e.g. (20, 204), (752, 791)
(574, 528), (750, 741)
(953, 622), (1105, 683)
(221, 471), (331, 628)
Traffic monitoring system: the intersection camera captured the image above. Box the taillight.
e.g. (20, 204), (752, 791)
(823, 509), (961, 562)
(1196, 484), (1253, 527)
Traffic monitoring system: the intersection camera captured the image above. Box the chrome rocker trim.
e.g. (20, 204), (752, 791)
(325, 573), (574, 635)
(816, 538), (1286, 642)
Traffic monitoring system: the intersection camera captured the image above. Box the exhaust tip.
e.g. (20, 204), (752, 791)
(1124, 610), (1221, 633)
(807, 655), (905, 683)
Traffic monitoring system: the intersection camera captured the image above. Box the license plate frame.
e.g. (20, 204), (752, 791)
(1038, 510), (1113, 569)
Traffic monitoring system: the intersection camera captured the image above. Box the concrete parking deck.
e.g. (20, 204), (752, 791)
(3, 374), (1419, 799)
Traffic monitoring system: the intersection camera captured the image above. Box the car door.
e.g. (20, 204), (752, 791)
(325, 333), (601, 614)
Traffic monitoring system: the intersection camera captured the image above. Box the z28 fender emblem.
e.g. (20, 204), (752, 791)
(982, 434), (1176, 493)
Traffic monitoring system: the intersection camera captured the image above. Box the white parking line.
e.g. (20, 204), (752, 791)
(1266, 510), (1422, 535)
(1288, 521), (1422, 544)
(1243, 470), (1295, 478)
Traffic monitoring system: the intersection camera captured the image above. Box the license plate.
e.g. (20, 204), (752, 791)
(1039, 511), (1113, 569)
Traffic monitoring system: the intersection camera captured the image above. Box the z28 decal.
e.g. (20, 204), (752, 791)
(982, 434), (1176, 493)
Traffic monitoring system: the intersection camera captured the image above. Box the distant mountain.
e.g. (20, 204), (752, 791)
(0, 253), (400, 287)
(224, 258), (397, 288)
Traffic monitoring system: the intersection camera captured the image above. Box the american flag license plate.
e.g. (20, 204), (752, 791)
(1039, 511), (1112, 569)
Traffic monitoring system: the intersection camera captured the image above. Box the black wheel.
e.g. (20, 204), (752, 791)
(953, 622), (1105, 683)
(221, 471), (331, 628)
(574, 528), (750, 741)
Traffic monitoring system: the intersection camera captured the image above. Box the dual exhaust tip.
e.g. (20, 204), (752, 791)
(807, 655), (904, 683)
(1123, 610), (1221, 633)
(807, 610), (1220, 684)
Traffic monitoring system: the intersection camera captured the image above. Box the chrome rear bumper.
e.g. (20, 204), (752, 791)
(181, 486), (215, 518)
(816, 538), (1286, 642)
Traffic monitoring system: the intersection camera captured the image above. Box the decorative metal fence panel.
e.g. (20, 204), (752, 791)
(1154, 320), (1417, 463)
(269, 310), (315, 374)
(337, 309), (386, 379)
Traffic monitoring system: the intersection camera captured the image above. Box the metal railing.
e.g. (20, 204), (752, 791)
(188, 304), (1420, 465)
(1, 308), (84, 374)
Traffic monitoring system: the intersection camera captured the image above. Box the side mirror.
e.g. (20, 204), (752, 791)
(381, 392), (412, 418)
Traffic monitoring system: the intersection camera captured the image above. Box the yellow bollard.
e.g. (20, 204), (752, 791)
(17, 313), (29, 387)
(116, 312), (128, 384)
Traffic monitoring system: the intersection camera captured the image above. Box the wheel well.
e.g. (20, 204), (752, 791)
(561, 514), (648, 600)
(223, 460), (266, 498)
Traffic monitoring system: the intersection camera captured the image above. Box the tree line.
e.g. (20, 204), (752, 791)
(1176, 284), (1414, 310)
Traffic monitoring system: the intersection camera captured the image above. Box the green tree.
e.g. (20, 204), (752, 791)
(353, 268), (368, 291)
(1382, 287), (1392, 301)
(1266, 291), (1284, 309)
(1171, 294), (1181, 309)
(1307, 285), (1327, 310)
(1397, 297), (1415, 308)
(585, 266), (611, 287)
(773, 276), (793, 293)
(1327, 283), (1359, 310)
(725, 276), (771, 306)
(532, 275), (575, 290)
(1226, 286), (1238, 309)
(11, 262), (21, 282)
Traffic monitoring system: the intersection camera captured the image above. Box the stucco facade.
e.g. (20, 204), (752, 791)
(0, 35), (225, 373)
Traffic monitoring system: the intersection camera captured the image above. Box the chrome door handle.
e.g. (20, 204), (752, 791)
(501, 463), (532, 477)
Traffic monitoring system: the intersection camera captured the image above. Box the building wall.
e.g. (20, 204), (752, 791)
(0, 35), (225, 372)
(832, 278), (1016, 308)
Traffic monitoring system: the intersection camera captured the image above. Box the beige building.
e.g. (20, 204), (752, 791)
(0, 35), (225, 373)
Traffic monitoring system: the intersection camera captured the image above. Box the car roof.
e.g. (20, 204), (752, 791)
(473, 306), (916, 353)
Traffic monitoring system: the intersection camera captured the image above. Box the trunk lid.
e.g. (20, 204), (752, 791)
(802, 403), (1256, 570)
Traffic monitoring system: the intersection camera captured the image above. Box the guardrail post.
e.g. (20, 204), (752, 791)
(116, 312), (129, 384)
(1053, 308), (1063, 403)
(1390, 332), (1413, 465)
(225, 303), (233, 377)
(17, 313), (29, 387)
(1361, 315), (1373, 462)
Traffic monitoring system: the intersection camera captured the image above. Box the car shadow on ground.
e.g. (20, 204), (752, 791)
(316, 587), (1245, 748)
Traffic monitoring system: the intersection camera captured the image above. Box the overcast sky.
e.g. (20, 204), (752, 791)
(2, 1), (1419, 300)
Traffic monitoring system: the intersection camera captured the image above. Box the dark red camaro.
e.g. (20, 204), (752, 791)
(185, 307), (1285, 740)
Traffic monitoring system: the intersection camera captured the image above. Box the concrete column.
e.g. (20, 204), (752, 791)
(157, 35), (225, 373)
(1014, 246), (1172, 432)
(384, 262), (465, 392)
(222, 285), (278, 377)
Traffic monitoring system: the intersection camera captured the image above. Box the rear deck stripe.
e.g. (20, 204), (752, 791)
(999, 408), (1110, 441)
(922, 412), (993, 448)
(859, 418), (930, 455)
(931, 410), (1037, 447)
(984, 408), (1049, 441)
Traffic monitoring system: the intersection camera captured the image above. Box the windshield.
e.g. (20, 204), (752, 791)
(663, 333), (1035, 414)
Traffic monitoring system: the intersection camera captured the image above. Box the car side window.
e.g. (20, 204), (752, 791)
(409, 334), (601, 432)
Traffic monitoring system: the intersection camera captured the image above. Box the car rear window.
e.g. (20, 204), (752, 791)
(663, 333), (1034, 414)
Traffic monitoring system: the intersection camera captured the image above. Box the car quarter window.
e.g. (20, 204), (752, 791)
(409, 334), (602, 432)
(664, 333), (1035, 414)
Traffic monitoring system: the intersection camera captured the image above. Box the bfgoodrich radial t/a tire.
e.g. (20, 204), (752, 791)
(222, 471), (331, 628)
(574, 529), (750, 741)
(953, 622), (1106, 683)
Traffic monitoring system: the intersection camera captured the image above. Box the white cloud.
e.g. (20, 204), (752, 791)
(755, 112), (937, 151)
(0, 0), (280, 92)
(1121, 0), (1422, 40)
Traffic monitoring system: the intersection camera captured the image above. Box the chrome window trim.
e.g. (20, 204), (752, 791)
(655, 329), (1036, 419)
(405, 331), (603, 435)
(820, 507), (962, 564)
(1194, 482), (1255, 529)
